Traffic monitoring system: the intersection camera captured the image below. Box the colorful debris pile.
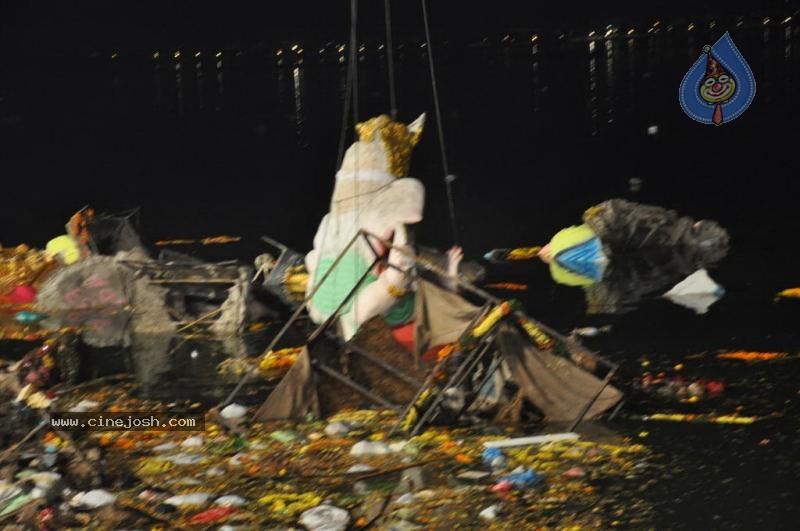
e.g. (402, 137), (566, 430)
(0, 382), (655, 529)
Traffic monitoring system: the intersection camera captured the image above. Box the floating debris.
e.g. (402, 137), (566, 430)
(258, 346), (303, 379)
(663, 269), (725, 314)
(483, 246), (542, 262)
(716, 351), (789, 362)
(640, 413), (760, 424)
(571, 325), (612, 338)
(154, 235), (242, 246)
(484, 282), (529, 291)
(775, 287), (800, 299)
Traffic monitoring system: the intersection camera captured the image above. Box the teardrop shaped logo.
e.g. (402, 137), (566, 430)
(679, 32), (756, 126)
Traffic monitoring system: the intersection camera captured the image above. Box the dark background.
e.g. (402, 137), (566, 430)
(1, 1), (795, 59)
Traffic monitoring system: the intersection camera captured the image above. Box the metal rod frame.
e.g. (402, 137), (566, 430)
(568, 365), (618, 432)
(222, 231), (363, 409)
(408, 339), (494, 436)
(451, 351), (503, 421)
(388, 302), (492, 436)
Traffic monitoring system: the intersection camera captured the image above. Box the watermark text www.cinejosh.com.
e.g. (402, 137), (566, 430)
(50, 412), (205, 431)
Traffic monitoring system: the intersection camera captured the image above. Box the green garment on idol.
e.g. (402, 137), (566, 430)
(312, 251), (415, 326)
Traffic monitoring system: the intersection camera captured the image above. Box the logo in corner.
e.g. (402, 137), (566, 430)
(679, 32), (756, 126)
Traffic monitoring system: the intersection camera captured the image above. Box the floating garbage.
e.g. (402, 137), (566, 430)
(457, 470), (491, 481)
(483, 247), (542, 262)
(258, 492), (322, 515)
(483, 432), (580, 449)
(0, 484), (23, 505)
(299, 503), (350, 531)
(396, 492), (415, 504)
(482, 447), (504, 463)
(214, 495), (247, 507)
(163, 493), (212, 507)
(350, 440), (392, 456)
(346, 463), (376, 474)
(13, 311), (46, 324)
(634, 375), (725, 400)
(640, 413), (760, 424)
(663, 269), (725, 314)
(775, 287), (800, 299)
(181, 435), (204, 447)
(68, 399), (100, 412)
(479, 504), (501, 520)
(484, 282), (529, 291)
(716, 351), (789, 362)
(324, 420), (355, 438)
(571, 325), (612, 337)
(563, 466), (586, 478)
(0, 492), (32, 517)
(220, 403), (248, 419)
(497, 469), (545, 489)
(164, 453), (207, 465)
(71, 489), (116, 509)
(269, 430), (300, 443)
(188, 506), (238, 524)
(26, 471), (61, 492)
(259, 346), (303, 379)
(481, 447), (507, 470)
(154, 235), (242, 246)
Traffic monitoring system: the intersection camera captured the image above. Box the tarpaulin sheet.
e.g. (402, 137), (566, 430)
(496, 323), (622, 421)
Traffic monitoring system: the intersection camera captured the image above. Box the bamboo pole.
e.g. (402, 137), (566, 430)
(175, 307), (224, 334)
(0, 420), (48, 464)
(148, 279), (237, 284)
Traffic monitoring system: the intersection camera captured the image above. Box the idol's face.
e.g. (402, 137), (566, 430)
(700, 74), (735, 103)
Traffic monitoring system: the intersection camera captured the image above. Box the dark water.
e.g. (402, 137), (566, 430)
(2, 20), (799, 529)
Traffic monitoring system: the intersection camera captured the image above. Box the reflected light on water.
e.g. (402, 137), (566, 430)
(215, 54), (223, 110)
(531, 37), (540, 112)
(588, 53), (599, 136)
(175, 63), (183, 114)
(292, 66), (304, 142)
(605, 39), (615, 123)
(785, 23), (793, 60)
(196, 56), (204, 109)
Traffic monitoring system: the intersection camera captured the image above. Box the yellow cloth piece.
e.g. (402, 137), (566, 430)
(46, 235), (80, 265)
(548, 224), (597, 256)
(546, 224), (598, 287)
(549, 262), (597, 287)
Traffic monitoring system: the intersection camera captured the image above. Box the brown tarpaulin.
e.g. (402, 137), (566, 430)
(252, 347), (319, 421)
(413, 280), (482, 359)
(496, 323), (622, 421)
(253, 318), (427, 421)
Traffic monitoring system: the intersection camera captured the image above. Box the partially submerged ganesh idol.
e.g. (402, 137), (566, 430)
(305, 113), (426, 339)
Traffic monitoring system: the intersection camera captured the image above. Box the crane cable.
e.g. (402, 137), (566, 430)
(384, 0), (398, 119)
(421, 0), (458, 244)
